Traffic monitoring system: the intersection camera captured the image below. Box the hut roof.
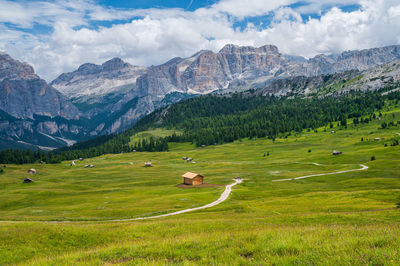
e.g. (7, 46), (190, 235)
(182, 172), (203, 179)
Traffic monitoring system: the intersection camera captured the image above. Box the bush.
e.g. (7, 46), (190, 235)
(308, 149), (311, 153)
(371, 156), (376, 161)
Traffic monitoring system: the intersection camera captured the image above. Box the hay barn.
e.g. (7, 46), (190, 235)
(182, 172), (204, 185)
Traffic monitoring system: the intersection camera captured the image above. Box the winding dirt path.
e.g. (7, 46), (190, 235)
(272, 164), (368, 182)
(126, 179), (243, 221)
(0, 179), (242, 223)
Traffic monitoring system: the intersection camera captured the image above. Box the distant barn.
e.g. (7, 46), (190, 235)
(23, 178), (34, 183)
(182, 172), (204, 185)
(332, 150), (343, 155)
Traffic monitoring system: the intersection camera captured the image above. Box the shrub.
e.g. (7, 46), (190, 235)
(371, 156), (376, 161)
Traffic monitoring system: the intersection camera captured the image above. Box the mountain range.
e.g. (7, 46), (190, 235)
(1, 44), (400, 150)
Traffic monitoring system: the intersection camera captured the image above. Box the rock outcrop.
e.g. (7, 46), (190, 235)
(0, 52), (87, 150)
(252, 59), (400, 97)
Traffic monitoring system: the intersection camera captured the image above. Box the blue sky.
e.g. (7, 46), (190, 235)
(0, 0), (399, 81)
(98, 0), (219, 11)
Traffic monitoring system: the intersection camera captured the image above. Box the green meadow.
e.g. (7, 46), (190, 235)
(0, 110), (399, 265)
(129, 128), (182, 145)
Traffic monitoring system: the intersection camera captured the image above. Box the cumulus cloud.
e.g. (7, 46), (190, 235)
(0, 0), (399, 81)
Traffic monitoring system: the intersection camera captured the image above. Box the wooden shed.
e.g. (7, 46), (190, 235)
(27, 168), (36, 174)
(332, 150), (343, 155)
(182, 172), (204, 185)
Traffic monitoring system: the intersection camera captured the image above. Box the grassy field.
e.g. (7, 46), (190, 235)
(0, 110), (399, 265)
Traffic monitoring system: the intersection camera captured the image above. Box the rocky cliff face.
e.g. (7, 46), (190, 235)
(0, 52), (80, 120)
(252, 59), (400, 97)
(0, 52), (89, 150)
(51, 57), (146, 99)
(0, 52), (38, 81)
(278, 45), (400, 78)
(135, 44), (289, 96)
(134, 44), (400, 96)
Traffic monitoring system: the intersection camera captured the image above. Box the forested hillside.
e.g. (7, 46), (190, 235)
(136, 89), (396, 146)
(1, 87), (399, 164)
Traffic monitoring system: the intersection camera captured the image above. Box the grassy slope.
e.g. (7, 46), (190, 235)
(0, 109), (399, 265)
(129, 128), (182, 145)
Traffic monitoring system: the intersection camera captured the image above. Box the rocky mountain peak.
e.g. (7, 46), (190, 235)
(0, 53), (80, 120)
(219, 44), (279, 55)
(51, 57), (146, 101)
(77, 63), (101, 75)
(0, 52), (38, 82)
(101, 57), (129, 71)
(257, 44), (280, 54)
(219, 44), (239, 53)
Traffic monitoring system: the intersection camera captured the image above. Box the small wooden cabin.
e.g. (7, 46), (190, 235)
(182, 172), (203, 185)
(23, 178), (34, 183)
(332, 150), (342, 155)
(27, 168), (36, 174)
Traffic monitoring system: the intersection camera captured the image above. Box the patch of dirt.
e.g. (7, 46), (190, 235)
(176, 183), (224, 189)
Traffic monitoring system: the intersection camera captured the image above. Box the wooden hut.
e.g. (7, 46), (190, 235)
(23, 178), (34, 183)
(332, 150), (342, 155)
(182, 172), (204, 185)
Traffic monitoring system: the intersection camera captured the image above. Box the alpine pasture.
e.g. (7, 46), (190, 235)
(0, 109), (399, 265)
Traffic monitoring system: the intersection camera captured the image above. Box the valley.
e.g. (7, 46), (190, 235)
(2, 1), (400, 265)
(0, 106), (399, 264)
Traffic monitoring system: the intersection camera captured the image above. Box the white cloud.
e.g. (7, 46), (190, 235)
(209, 0), (296, 18)
(0, 0), (399, 81)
